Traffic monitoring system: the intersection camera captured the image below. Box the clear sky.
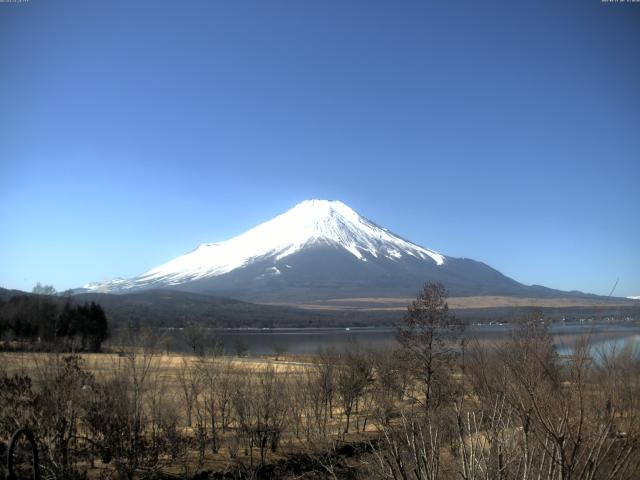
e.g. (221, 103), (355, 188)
(1, 0), (639, 297)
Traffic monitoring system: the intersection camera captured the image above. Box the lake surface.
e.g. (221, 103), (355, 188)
(213, 322), (640, 356)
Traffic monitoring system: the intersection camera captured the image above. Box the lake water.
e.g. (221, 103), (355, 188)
(213, 322), (640, 357)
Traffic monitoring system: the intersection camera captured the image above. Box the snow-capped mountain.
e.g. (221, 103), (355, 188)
(83, 199), (585, 302)
(86, 200), (445, 292)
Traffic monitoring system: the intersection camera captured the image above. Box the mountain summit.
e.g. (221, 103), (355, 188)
(83, 200), (585, 302)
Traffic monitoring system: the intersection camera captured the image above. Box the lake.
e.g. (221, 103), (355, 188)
(213, 322), (640, 356)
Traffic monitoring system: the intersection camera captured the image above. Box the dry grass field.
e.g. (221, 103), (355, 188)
(1, 349), (376, 478)
(0, 351), (310, 378)
(275, 295), (639, 311)
(2, 316), (639, 479)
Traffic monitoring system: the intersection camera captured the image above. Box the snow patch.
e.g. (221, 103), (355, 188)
(266, 266), (281, 276)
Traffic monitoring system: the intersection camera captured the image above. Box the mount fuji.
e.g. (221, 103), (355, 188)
(82, 200), (591, 303)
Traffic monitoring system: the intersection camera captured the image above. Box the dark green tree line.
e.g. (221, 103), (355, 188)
(0, 295), (109, 352)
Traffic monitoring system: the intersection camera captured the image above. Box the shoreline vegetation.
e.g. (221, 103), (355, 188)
(1, 283), (639, 479)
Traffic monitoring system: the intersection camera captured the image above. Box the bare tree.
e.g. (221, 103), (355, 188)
(397, 282), (462, 413)
(234, 337), (250, 357)
(370, 411), (442, 480)
(85, 339), (168, 480)
(32, 282), (57, 296)
(176, 357), (200, 428)
(462, 315), (640, 480)
(197, 356), (235, 453)
(231, 365), (290, 466)
(371, 347), (409, 426)
(273, 343), (288, 361)
(316, 346), (337, 425)
(183, 320), (223, 356)
(30, 354), (95, 479)
(336, 348), (372, 435)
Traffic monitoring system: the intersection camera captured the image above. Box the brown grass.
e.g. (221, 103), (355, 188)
(274, 295), (636, 311)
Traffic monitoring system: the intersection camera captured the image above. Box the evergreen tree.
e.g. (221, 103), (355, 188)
(87, 302), (109, 351)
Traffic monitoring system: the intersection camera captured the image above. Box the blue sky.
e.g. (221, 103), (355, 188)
(1, 0), (639, 296)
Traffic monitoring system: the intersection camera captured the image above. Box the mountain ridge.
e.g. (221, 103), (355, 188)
(81, 200), (605, 303)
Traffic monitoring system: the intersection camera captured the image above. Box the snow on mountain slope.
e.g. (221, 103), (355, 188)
(84, 200), (445, 292)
